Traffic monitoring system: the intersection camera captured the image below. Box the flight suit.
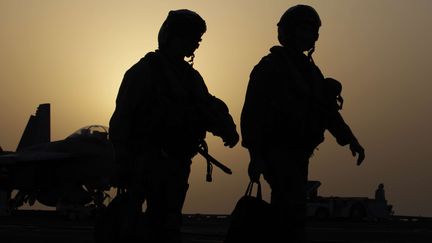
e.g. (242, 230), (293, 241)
(110, 49), (237, 243)
(241, 46), (358, 242)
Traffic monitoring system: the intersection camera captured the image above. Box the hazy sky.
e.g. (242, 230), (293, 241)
(1, 0), (431, 216)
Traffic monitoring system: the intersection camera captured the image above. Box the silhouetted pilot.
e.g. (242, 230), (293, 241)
(375, 183), (386, 202)
(109, 9), (239, 243)
(241, 5), (365, 243)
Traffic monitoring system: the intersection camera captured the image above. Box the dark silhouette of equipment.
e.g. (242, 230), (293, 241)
(0, 104), (115, 216)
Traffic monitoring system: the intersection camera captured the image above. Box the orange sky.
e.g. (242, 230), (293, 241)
(1, 0), (432, 216)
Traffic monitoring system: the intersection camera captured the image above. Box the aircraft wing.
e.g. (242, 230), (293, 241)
(0, 151), (78, 166)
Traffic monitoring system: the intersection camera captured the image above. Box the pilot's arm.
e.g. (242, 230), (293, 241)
(327, 112), (365, 165)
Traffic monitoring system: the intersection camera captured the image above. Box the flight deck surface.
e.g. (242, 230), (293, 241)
(0, 210), (431, 243)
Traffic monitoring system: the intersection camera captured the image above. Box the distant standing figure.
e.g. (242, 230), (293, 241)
(241, 5), (365, 242)
(375, 183), (386, 202)
(109, 9), (239, 243)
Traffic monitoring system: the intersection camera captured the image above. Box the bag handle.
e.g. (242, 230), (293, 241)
(245, 181), (262, 200)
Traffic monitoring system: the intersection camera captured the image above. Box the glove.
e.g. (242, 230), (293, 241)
(222, 128), (239, 148)
(349, 139), (365, 166)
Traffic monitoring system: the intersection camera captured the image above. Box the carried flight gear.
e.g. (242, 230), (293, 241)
(324, 78), (344, 110)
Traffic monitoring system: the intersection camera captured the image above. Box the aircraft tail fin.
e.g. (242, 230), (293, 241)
(16, 103), (51, 151)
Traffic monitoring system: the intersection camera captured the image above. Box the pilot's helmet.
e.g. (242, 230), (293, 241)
(278, 5), (320, 43)
(278, 5), (321, 32)
(158, 9), (206, 49)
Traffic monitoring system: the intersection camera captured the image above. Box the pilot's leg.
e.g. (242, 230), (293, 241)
(0, 189), (11, 215)
(144, 157), (191, 243)
(164, 159), (191, 243)
(118, 155), (146, 242)
(263, 147), (311, 243)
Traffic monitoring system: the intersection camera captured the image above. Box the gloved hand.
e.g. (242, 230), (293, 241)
(248, 157), (266, 182)
(222, 129), (239, 148)
(349, 139), (365, 166)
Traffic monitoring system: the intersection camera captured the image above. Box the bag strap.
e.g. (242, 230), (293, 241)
(245, 181), (262, 200)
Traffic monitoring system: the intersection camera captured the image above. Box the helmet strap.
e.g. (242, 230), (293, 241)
(187, 54), (195, 66)
(307, 46), (315, 63)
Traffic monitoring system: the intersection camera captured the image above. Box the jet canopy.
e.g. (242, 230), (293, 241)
(67, 125), (109, 140)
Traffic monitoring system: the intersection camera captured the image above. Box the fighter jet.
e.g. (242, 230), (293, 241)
(0, 104), (116, 213)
